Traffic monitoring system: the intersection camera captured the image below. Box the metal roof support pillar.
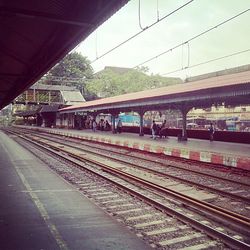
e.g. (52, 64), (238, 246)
(26, 90), (28, 103)
(67, 113), (70, 129)
(79, 113), (82, 129)
(33, 88), (35, 102)
(138, 109), (146, 136)
(181, 109), (188, 141)
(179, 105), (192, 141)
(37, 90), (39, 104)
(48, 91), (51, 105)
(111, 112), (119, 134)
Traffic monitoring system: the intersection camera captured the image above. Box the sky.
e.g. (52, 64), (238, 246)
(76, 0), (250, 79)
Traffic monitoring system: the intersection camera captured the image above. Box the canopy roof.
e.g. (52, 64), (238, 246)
(60, 70), (250, 113)
(0, 0), (128, 109)
(60, 90), (85, 105)
(30, 83), (77, 91)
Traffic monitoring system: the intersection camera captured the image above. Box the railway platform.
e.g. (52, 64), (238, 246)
(17, 125), (250, 171)
(0, 130), (152, 250)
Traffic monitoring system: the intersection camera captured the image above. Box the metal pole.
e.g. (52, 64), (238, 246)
(139, 110), (145, 136)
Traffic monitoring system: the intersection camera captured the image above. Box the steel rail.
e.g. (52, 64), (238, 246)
(6, 128), (250, 224)
(7, 129), (250, 249)
(30, 128), (250, 185)
(10, 126), (250, 178)
(57, 137), (250, 203)
(18, 129), (250, 203)
(12, 130), (250, 250)
(71, 152), (250, 226)
(18, 132), (250, 226)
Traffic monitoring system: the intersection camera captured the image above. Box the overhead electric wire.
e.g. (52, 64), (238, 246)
(91, 0), (194, 63)
(134, 8), (249, 68)
(162, 48), (250, 76)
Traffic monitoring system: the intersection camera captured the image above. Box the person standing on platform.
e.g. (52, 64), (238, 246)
(151, 120), (157, 139)
(117, 119), (122, 133)
(99, 119), (104, 131)
(209, 123), (215, 141)
(105, 120), (111, 131)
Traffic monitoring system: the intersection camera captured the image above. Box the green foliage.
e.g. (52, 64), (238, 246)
(49, 52), (93, 79)
(39, 52), (94, 99)
(37, 53), (182, 101)
(86, 67), (182, 98)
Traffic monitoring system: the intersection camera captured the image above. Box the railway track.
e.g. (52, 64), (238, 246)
(4, 128), (250, 249)
(13, 128), (250, 211)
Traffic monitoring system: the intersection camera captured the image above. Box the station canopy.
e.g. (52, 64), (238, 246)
(60, 70), (250, 114)
(0, 0), (128, 110)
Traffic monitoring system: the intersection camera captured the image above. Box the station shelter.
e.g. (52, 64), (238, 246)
(59, 70), (250, 141)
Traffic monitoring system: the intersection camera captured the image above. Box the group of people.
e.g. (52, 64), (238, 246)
(91, 119), (111, 132)
(151, 120), (215, 141)
(98, 119), (111, 131)
(151, 120), (168, 140)
(91, 117), (216, 141)
(91, 118), (122, 133)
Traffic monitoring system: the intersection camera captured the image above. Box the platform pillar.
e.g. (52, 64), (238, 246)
(181, 109), (188, 140)
(111, 112), (119, 134)
(138, 109), (146, 136)
(66, 113), (70, 129)
(91, 112), (98, 127)
(179, 105), (192, 141)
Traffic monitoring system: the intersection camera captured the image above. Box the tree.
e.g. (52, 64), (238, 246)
(86, 66), (182, 98)
(39, 52), (94, 99)
(48, 52), (93, 80)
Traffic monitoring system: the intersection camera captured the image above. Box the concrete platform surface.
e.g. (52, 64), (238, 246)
(20, 126), (250, 171)
(0, 131), (152, 250)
